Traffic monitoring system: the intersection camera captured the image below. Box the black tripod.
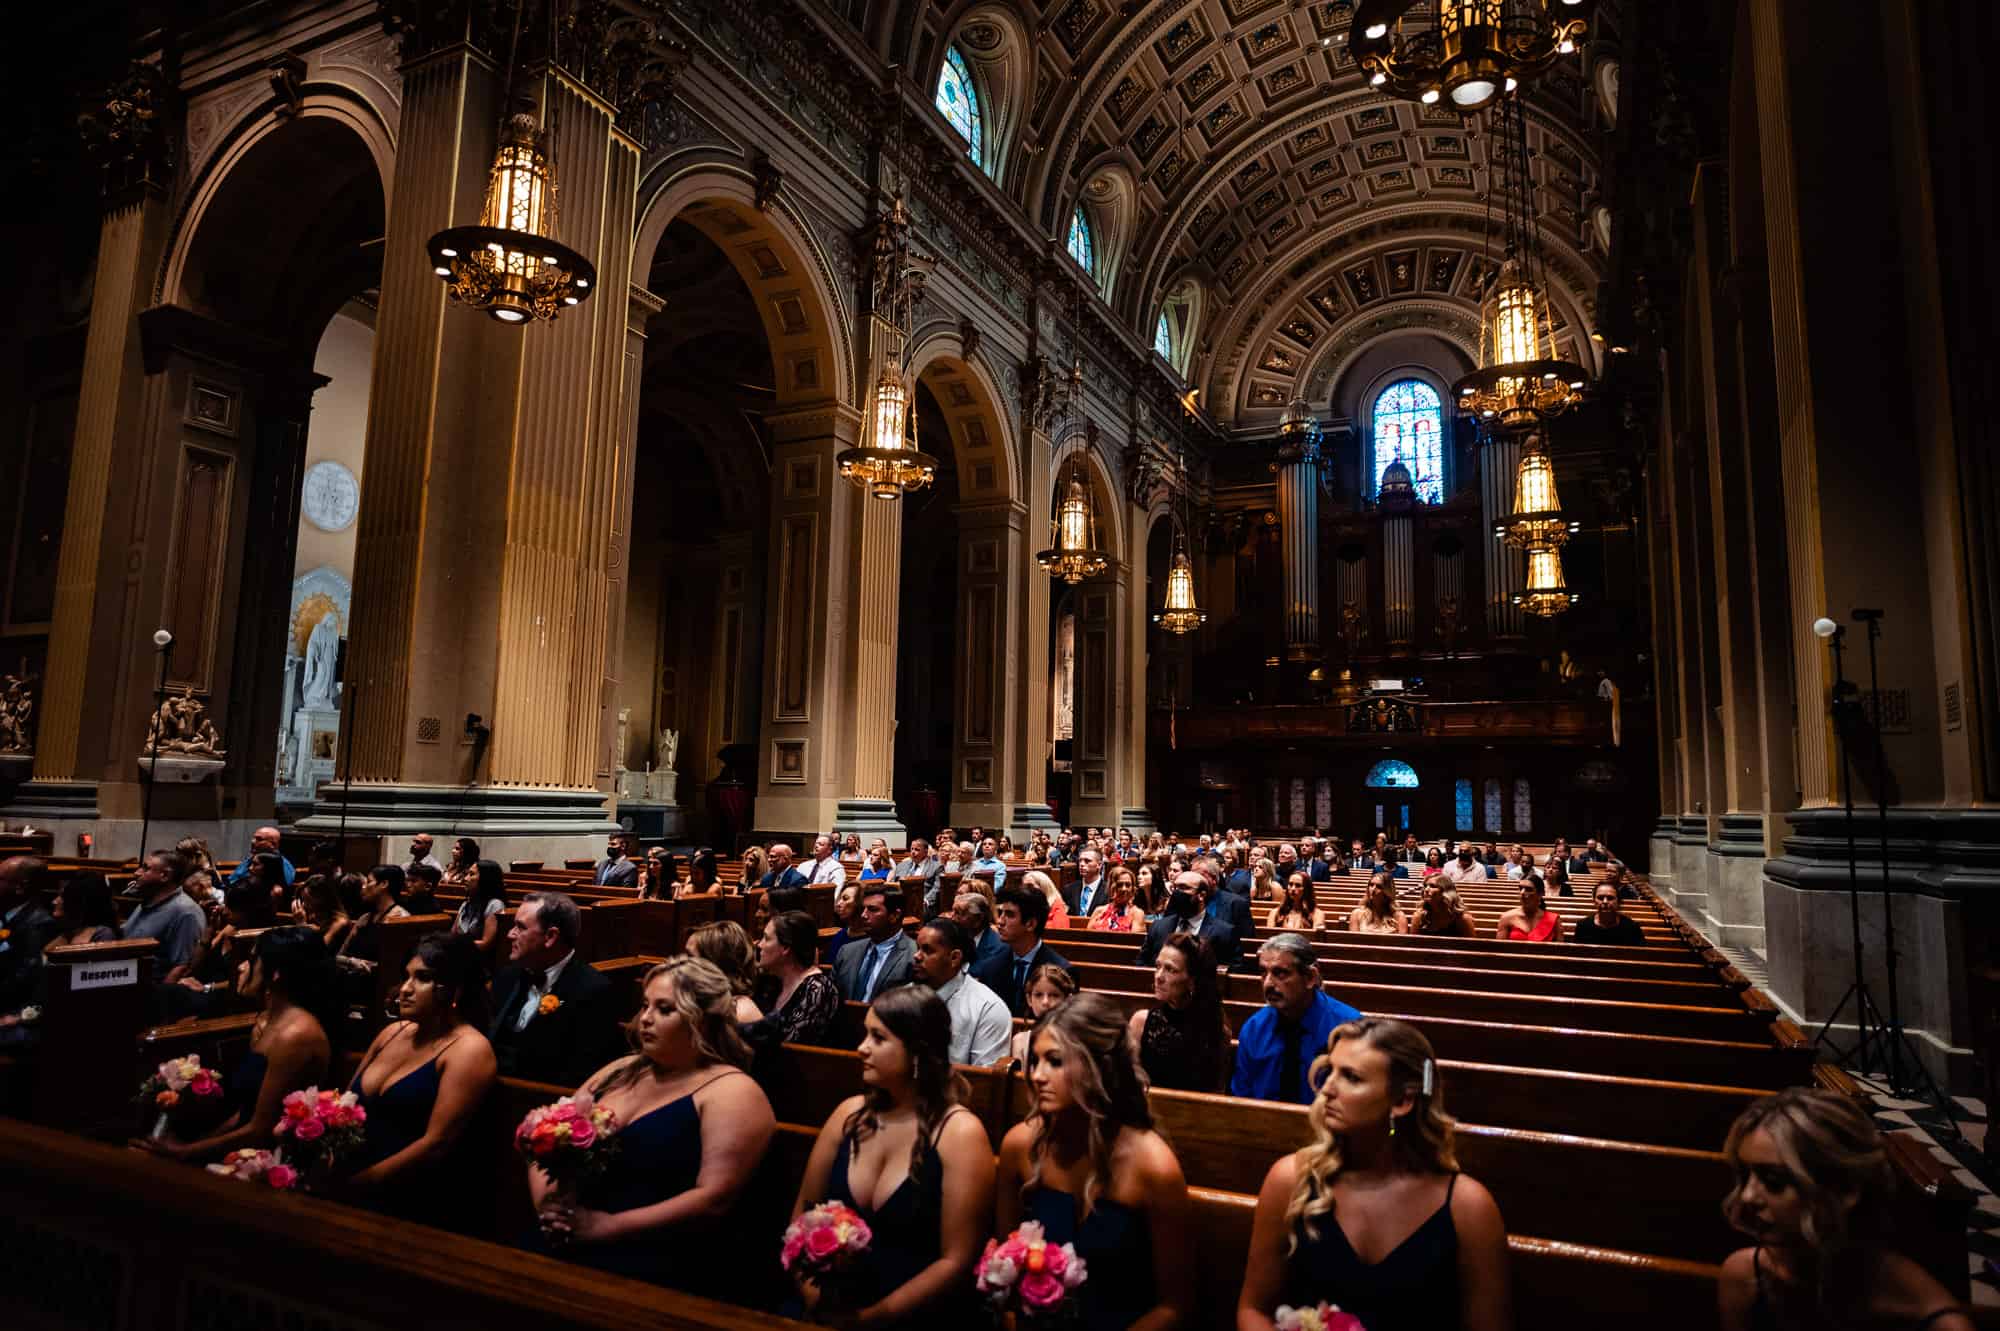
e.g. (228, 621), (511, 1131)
(1813, 612), (1953, 1122)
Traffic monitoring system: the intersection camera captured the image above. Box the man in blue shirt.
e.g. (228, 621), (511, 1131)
(968, 836), (1011, 902)
(225, 825), (294, 888)
(1231, 933), (1363, 1104)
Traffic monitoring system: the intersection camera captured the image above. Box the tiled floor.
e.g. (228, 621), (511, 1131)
(1856, 1074), (2000, 1308)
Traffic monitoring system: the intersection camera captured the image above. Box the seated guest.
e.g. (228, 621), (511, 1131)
(1566, 843), (1594, 876)
(1237, 1017), (1511, 1331)
(246, 852), (294, 914)
(167, 880), (273, 1014)
(134, 926), (336, 1163)
(1024, 868), (1072, 931)
(1249, 856), (1279, 903)
(1272, 870), (1328, 933)
(296, 875), (354, 953)
(1347, 838), (1373, 870)
(404, 862), (443, 916)
(833, 883), (916, 1002)
(1346, 872), (1407, 936)
(1133, 862), (1162, 914)
(1310, 841), (1340, 883)
(686, 848), (721, 894)
(804, 834), (847, 887)
(225, 826), (294, 889)
(0, 856), (57, 1009)
(182, 865), (225, 919)
(405, 833), (444, 876)
(911, 915), (1011, 1067)
(1413, 880), (1478, 938)
(969, 837), (1012, 903)
(1495, 876), (1563, 943)
(1201, 858), (1254, 938)
(1420, 848), (1447, 882)
(1139, 873), (1240, 971)
(336, 865), (412, 970)
(950, 891), (1007, 970)
(1065, 847), (1108, 917)
(685, 920), (764, 1024)
(489, 891), (622, 1086)
(755, 910), (841, 1045)
(1440, 846), (1489, 885)
(1605, 859), (1638, 900)
(343, 932), (498, 1226)
(760, 842), (807, 891)
(823, 881), (861, 966)
(998, 993), (1195, 1330)
(638, 847), (675, 900)
(124, 850), (207, 981)
(175, 835), (224, 885)
(1717, 1088), (1969, 1331)
(1544, 859), (1572, 898)
(530, 957), (776, 1294)
(841, 831), (865, 861)
(973, 883), (1071, 1015)
(1007, 963), (1078, 1066)
(890, 837), (944, 913)
(1503, 845), (1530, 881)
(1546, 837), (1571, 871)
(1232, 934), (1363, 1105)
(48, 871), (122, 946)
(1480, 840), (1504, 868)
(1088, 866), (1146, 933)
(440, 836), (479, 890)
(1572, 881), (1646, 947)
(1125, 932), (1231, 1093)
(1583, 837), (1610, 864)
(450, 859), (508, 968)
(740, 844), (770, 890)
(789, 984), (993, 1324)
(860, 841), (893, 881)
(592, 833), (639, 888)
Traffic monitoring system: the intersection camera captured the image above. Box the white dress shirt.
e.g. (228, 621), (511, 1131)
(937, 969), (1013, 1067)
(806, 855), (847, 886)
(514, 949), (575, 1033)
(1441, 859), (1490, 884)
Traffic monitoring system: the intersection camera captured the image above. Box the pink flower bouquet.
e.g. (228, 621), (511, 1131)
(781, 1200), (874, 1315)
(273, 1086), (368, 1181)
(205, 1148), (298, 1191)
(1275, 1303), (1366, 1331)
(136, 1054), (227, 1139)
(975, 1220), (1088, 1321)
(514, 1092), (620, 1191)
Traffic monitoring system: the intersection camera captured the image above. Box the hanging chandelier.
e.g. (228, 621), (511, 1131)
(1453, 95), (1587, 428)
(428, 111), (596, 324)
(1038, 462), (1109, 584)
(1497, 433), (1578, 549)
(1352, 1), (1592, 111)
(1514, 542), (1574, 616)
(1153, 438), (1206, 634)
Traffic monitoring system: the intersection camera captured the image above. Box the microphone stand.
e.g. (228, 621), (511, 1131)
(135, 634), (174, 865)
(1812, 625), (1890, 1074)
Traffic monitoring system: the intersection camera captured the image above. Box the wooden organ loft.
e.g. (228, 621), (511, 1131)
(1144, 390), (1650, 853)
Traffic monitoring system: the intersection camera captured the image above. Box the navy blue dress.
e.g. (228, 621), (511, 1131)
(226, 1049), (268, 1127)
(1023, 1186), (1155, 1330)
(1285, 1174), (1461, 1331)
(347, 1035), (478, 1229)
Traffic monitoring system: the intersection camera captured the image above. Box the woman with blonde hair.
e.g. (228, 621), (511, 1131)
(1249, 856), (1279, 904)
(1271, 870), (1328, 932)
(739, 845), (769, 891)
(996, 992), (1193, 1330)
(1345, 871), (1407, 936)
(528, 956), (775, 1293)
(1237, 1017), (1510, 1331)
(1413, 879), (1476, 937)
(684, 920), (764, 1024)
(1717, 1088), (1967, 1331)
(1023, 868), (1071, 931)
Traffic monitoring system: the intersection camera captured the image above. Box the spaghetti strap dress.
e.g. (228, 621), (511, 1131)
(346, 1031), (479, 1229)
(1285, 1173), (1462, 1331)
(1023, 1185), (1156, 1330)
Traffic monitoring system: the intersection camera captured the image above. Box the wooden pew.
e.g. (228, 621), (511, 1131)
(33, 937), (160, 1135)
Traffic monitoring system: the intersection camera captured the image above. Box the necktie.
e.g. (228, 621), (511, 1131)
(1080, 881), (1095, 913)
(1279, 1019), (1305, 1103)
(1012, 956), (1030, 1004)
(858, 945), (884, 999)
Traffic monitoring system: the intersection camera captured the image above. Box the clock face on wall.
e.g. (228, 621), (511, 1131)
(301, 460), (360, 532)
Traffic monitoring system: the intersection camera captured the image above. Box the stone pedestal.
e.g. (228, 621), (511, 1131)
(136, 755), (226, 784)
(281, 706), (341, 800)
(615, 801), (686, 842)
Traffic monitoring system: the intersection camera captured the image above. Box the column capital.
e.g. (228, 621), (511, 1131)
(78, 59), (179, 207)
(953, 498), (1029, 531)
(765, 401), (862, 448)
(627, 283), (666, 336)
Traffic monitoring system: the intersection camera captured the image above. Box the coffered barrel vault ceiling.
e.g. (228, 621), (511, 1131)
(856, 1), (1611, 427)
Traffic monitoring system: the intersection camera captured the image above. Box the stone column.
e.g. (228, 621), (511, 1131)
(1479, 433), (1523, 637)
(1274, 428), (1322, 664)
(1118, 498), (1154, 836)
(1009, 432), (1058, 842)
(1068, 555), (1129, 831)
(954, 499), (1028, 833)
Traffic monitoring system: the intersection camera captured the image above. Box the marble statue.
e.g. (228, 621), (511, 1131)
(0, 669), (35, 753)
(299, 610), (340, 710)
(659, 728), (679, 772)
(145, 685), (226, 758)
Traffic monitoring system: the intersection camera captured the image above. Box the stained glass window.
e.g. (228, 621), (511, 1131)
(936, 47), (983, 167)
(1371, 378), (1445, 503)
(1068, 206), (1095, 275)
(1455, 778), (1474, 832)
(1365, 759), (1419, 789)
(1483, 777), (1502, 831)
(1513, 778), (1533, 832)
(1155, 312), (1173, 361)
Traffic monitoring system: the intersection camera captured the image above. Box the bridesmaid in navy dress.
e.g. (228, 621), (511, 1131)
(788, 984), (994, 1325)
(528, 956), (774, 1298)
(1236, 1017), (1511, 1331)
(342, 932), (496, 1228)
(996, 992), (1194, 1331)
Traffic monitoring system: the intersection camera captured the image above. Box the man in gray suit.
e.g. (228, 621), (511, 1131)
(593, 833), (639, 888)
(890, 837), (945, 913)
(831, 882), (915, 1001)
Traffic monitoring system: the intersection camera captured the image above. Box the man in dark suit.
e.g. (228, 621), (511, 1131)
(951, 889), (1009, 970)
(489, 891), (623, 1087)
(1137, 873), (1241, 971)
(0, 856), (56, 1010)
(1194, 855), (1252, 938)
(1308, 841), (1337, 883)
(832, 883), (917, 1000)
(1063, 847), (1108, 917)
(971, 883), (1070, 1015)
(593, 834), (639, 888)
(760, 842), (808, 890)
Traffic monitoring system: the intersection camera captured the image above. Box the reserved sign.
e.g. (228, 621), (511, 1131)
(71, 958), (138, 990)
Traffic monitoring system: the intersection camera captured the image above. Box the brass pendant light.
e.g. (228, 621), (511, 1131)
(1038, 459), (1109, 584)
(1352, 1), (1592, 112)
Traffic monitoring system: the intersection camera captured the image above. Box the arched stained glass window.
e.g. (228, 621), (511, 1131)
(1371, 378), (1445, 504)
(936, 46), (983, 167)
(1513, 778), (1533, 832)
(1067, 205), (1095, 275)
(1155, 312), (1173, 361)
(1365, 759), (1419, 789)
(1483, 777), (1502, 831)
(1455, 777), (1474, 832)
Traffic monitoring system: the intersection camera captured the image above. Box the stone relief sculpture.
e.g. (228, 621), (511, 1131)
(145, 685), (226, 758)
(0, 669), (36, 753)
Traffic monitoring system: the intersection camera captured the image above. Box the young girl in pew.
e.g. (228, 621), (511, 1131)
(787, 984), (994, 1325)
(1006, 963), (1078, 1067)
(339, 931), (497, 1229)
(1237, 1017), (1511, 1331)
(527, 956), (775, 1297)
(998, 991), (1195, 1331)
(133, 925), (336, 1164)
(1717, 1088), (1969, 1331)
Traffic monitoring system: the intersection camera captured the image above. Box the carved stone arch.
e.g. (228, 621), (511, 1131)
(929, 3), (1034, 186)
(904, 323), (1021, 503)
(634, 161), (856, 410)
(1308, 313), (1480, 416)
(1153, 268), (1208, 381)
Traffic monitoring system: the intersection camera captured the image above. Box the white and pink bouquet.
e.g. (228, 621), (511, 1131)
(273, 1086), (368, 1181)
(514, 1092), (620, 1190)
(1276, 1303), (1366, 1331)
(975, 1220), (1088, 1321)
(205, 1148), (298, 1191)
(781, 1199), (874, 1279)
(137, 1054), (227, 1139)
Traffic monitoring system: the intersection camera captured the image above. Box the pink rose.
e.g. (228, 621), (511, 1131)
(804, 1226), (841, 1261)
(781, 1234), (804, 1267)
(549, 1103), (578, 1124)
(1326, 1315), (1364, 1331)
(1041, 1245), (1067, 1278)
(292, 1115), (325, 1142)
(998, 1238), (1029, 1265)
(266, 1165), (298, 1189)
(1019, 1272), (1065, 1310)
(567, 1120), (596, 1150)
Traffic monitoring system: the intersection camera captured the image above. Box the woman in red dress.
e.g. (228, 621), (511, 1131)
(1495, 875), (1563, 942)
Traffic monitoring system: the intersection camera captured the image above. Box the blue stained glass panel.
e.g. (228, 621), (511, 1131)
(1513, 778), (1532, 832)
(1365, 759), (1419, 789)
(936, 47), (983, 166)
(1371, 378), (1445, 504)
(1455, 778), (1474, 832)
(1068, 206), (1095, 275)
(1483, 777), (1502, 831)
(1155, 312), (1173, 361)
